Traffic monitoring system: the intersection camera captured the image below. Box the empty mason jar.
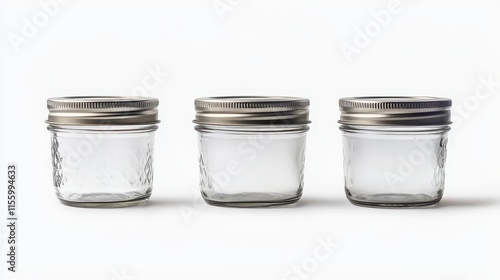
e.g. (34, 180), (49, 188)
(339, 97), (451, 207)
(194, 96), (310, 207)
(46, 96), (159, 208)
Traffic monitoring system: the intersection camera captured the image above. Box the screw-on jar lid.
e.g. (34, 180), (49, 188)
(46, 96), (160, 126)
(339, 96), (452, 126)
(194, 96), (310, 126)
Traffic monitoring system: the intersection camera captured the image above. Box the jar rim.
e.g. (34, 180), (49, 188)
(194, 96), (310, 126)
(339, 96), (452, 126)
(46, 96), (160, 126)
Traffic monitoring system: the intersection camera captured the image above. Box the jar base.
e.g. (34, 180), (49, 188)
(203, 192), (301, 208)
(58, 194), (151, 208)
(347, 193), (442, 208)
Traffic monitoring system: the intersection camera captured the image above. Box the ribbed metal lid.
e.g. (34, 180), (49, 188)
(194, 96), (310, 126)
(46, 96), (159, 126)
(339, 96), (452, 126)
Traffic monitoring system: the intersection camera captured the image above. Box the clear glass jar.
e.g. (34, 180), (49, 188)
(46, 96), (159, 208)
(339, 97), (451, 207)
(194, 96), (311, 207)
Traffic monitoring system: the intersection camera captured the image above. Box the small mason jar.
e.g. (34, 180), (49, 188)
(339, 96), (451, 208)
(46, 96), (159, 208)
(194, 96), (310, 207)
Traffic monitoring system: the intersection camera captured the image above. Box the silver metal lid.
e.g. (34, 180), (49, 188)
(194, 96), (310, 126)
(46, 96), (159, 126)
(339, 96), (452, 126)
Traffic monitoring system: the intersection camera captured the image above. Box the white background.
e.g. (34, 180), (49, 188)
(1, 0), (500, 279)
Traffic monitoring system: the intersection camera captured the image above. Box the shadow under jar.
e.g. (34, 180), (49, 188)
(46, 96), (159, 208)
(339, 96), (452, 208)
(194, 96), (311, 207)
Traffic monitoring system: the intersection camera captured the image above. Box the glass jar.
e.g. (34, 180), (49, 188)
(46, 96), (159, 208)
(339, 96), (451, 207)
(194, 96), (310, 207)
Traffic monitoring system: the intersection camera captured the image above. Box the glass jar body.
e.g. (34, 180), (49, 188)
(341, 125), (449, 207)
(48, 124), (157, 207)
(196, 125), (308, 207)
